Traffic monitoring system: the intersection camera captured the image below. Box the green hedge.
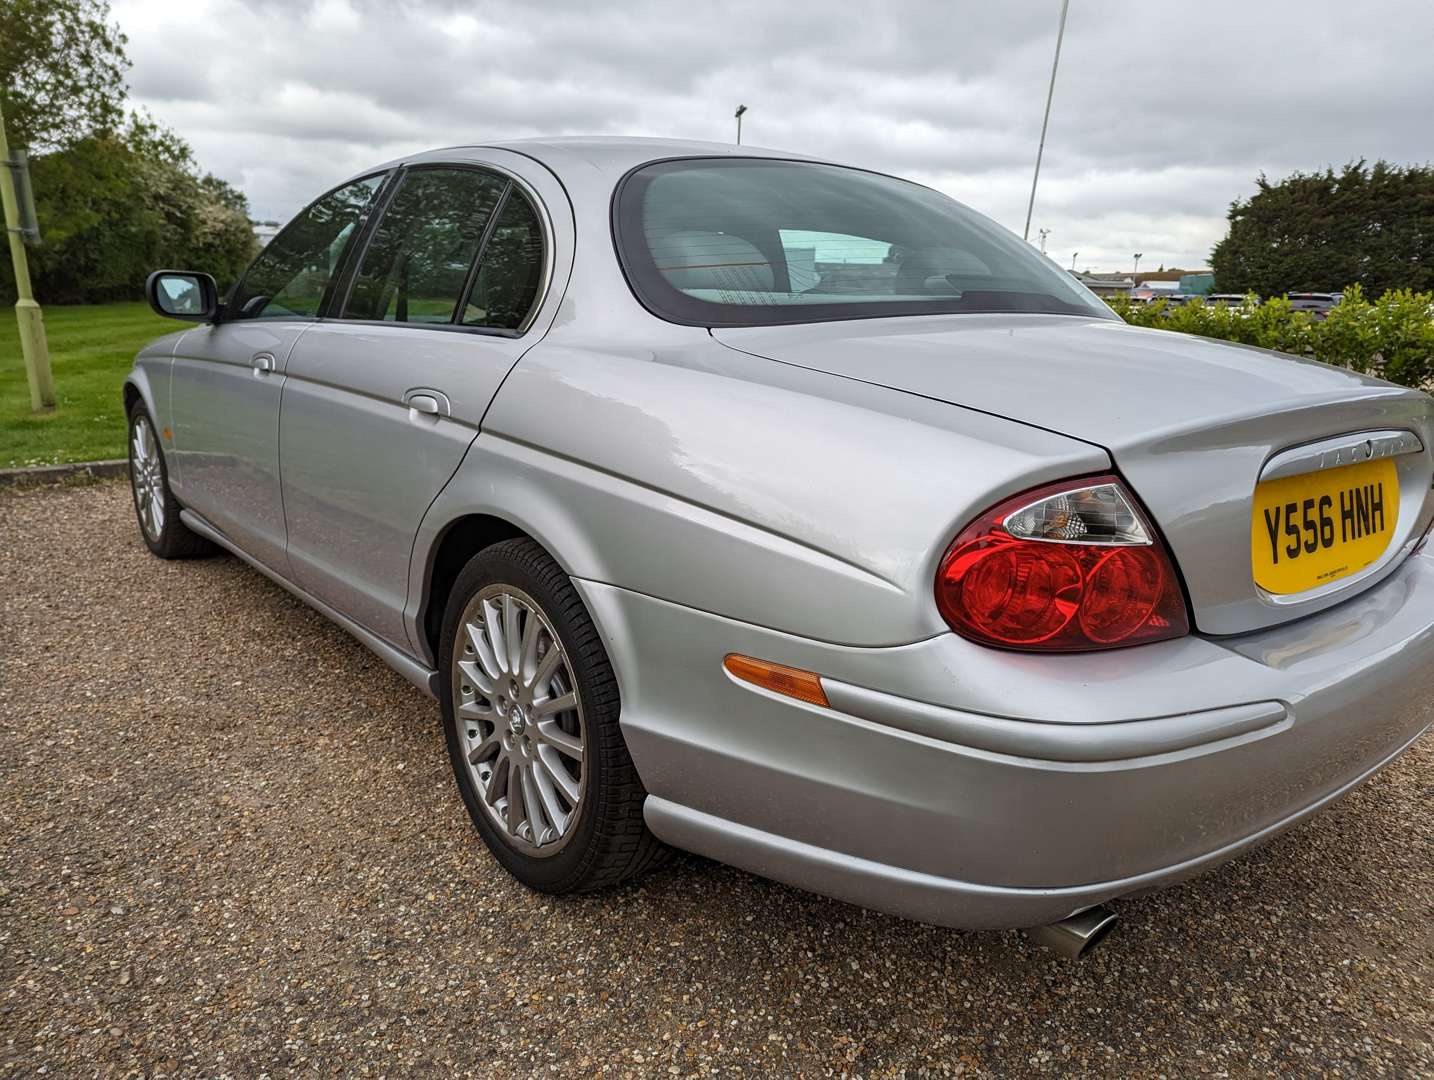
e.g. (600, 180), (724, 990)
(1106, 286), (1434, 390)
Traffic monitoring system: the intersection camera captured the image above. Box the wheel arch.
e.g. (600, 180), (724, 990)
(122, 378), (143, 416)
(417, 513), (531, 665)
(122, 372), (156, 425)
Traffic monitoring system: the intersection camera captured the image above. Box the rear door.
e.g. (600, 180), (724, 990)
(168, 174), (386, 571)
(278, 160), (554, 648)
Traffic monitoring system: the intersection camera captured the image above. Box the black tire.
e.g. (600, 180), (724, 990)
(126, 400), (215, 560)
(439, 538), (668, 893)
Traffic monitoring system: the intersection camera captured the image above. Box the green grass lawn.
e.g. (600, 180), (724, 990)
(1, 302), (173, 468)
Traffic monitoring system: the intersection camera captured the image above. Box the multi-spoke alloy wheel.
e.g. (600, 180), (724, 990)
(439, 539), (668, 893)
(130, 413), (166, 541)
(125, 401), (213, 560)
(453, 585), (586, 856)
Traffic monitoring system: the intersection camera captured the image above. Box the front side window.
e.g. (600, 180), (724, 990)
(343, 168), (508, 324)
(614, 158), (1115, 327)
(229, 174), (384, 320)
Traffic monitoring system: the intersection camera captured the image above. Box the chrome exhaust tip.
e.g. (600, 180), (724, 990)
(1024, 905), (1118, 960)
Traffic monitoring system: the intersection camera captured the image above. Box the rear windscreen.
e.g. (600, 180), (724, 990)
(613, 157), (1115, 328)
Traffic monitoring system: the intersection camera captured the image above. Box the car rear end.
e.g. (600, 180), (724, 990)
(602, 415), (1434, 927)
(591, 152), (1434, 930)
(571, 344), (1434, 928)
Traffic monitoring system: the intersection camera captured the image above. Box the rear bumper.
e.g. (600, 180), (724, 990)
(645, 723), (1427, 929)
(577, 549), (1434, 930)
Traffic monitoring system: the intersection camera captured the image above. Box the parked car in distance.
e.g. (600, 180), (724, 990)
(1207, 292), (1257, 305)
(127, 138), (1434, 958)
(1286, 291), (1344, 319)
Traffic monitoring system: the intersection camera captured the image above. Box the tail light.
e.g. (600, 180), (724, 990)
(935, 475), (1189, 652)
(1414, 514), (1434, 556)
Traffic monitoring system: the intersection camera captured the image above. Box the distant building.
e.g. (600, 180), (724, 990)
(1133, 268), (1215, 295)
(1071, 267), (1215, 299)
(1072, 271), (1134, 297)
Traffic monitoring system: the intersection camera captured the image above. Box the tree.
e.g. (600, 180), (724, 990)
(1211, 161), (1434, 296)
(1, 118), (256, 304)
(0, 0), (129, 150)
(0, 1), (257, 304)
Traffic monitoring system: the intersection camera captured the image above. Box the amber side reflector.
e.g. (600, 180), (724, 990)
(722, 654), (829, 707)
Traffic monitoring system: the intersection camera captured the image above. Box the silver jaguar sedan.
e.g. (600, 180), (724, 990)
(127, 137), (1434, 957)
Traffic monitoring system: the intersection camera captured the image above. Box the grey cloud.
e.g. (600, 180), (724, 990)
(112, 0), (1433, 269)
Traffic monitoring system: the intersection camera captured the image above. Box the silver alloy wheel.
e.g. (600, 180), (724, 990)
(452, 584), (586, 857)
(130, 414), (166, 541)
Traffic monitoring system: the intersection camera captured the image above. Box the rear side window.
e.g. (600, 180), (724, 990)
(343, 168), (508, 324)
(460, 192), (544, 330)
(614, 158), (1115, 327)
(230, 174), (384, 320)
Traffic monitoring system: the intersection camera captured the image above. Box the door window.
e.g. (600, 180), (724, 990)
(229, 175), (385, 320)
(343, 168), (508, 324)
(460, 192), (545, 330)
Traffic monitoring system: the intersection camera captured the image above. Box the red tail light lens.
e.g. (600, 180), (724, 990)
(936, 475), (1190, 651)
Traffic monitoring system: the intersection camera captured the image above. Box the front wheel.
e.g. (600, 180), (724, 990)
(126, 401), (215, 559)
(439, 538), (667, 893)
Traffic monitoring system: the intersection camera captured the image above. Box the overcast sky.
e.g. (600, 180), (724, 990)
(110, 0), (1432, 272)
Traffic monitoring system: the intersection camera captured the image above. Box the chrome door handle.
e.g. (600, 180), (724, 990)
(403, 388), (451, 417)
(251, 353), (275, 373)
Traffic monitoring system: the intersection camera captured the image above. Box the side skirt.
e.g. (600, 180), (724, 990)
(179, 509), (440, 699)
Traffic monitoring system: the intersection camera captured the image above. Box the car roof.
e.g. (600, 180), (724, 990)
(391, 135), (824, 178)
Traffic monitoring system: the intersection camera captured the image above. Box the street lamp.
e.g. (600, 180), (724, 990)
(1071, 251), (1079, 272)
(1037, 228), (1051, 255)
(1133, 252), (1143, 277)
(734, 104), (748, 145)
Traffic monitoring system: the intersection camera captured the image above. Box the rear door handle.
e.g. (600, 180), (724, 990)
(403, 388), (451, 417)
(251, 352), (275, 374)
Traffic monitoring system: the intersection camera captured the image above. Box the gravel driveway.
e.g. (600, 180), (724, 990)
(2, 481), (1431, 1077)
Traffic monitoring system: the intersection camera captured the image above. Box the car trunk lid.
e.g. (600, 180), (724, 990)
(715, 314), (1434, 635)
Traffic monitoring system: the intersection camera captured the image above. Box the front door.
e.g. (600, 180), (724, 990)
(168, 173), (387, 571)
(279, 164), (552, 647)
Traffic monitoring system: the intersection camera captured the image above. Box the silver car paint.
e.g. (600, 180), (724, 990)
(280, 148), (575, 647)
(124, 328), (186, 446)
(442, 337), (1107, 649)
(580, 543), (1434, 926)
(715, 315), (1434, 635)
(168, 320), (314, 573)
(126, 137), (1434, 931)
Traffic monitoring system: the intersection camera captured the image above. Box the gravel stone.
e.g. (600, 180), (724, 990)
(2, 481), (1431, 1076)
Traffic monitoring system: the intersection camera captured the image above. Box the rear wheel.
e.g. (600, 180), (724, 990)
(126, 401), (214, 559)
(439, 538), (667, 892)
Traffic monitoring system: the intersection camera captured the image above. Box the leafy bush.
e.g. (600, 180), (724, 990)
(0, 118), (257, 304)
(1106, 288), (1434, 390)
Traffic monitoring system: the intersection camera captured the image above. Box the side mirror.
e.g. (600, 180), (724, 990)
(146, 270), (219, 322)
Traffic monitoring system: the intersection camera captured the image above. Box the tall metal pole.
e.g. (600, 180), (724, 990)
(0, 99), (54, 411)
(1133, 252), (1143, 276)
(1022, 0), (1070, 243)
(734, 104), (747, 145)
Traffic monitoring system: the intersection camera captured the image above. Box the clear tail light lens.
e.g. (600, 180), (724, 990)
(936, 475), (1190, 651)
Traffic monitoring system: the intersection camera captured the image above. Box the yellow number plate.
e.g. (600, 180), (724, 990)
(1251, 458), (1398, 595)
